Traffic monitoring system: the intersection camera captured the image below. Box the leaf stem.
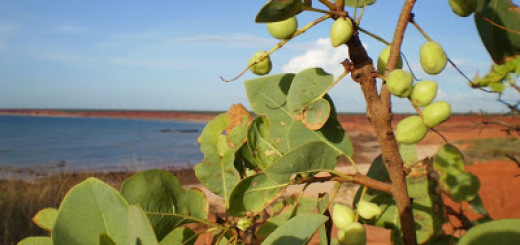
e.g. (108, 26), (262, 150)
(221, 14), (331, 82)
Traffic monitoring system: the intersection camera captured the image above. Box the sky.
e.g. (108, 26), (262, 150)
(0, 1), (517, 113)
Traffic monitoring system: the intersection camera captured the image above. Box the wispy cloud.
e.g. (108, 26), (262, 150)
(51, 24), (87, 34)
(172, 33), (277, 48)
(34, 52), (94, 63)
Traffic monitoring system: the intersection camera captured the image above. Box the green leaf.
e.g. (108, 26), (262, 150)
(159, 227), (197, 245)
(228, 173), (284, 216)
(32, 207), (58, 232)
(17, 237), (53, 245)
(318, 194), (332, 245)
(245, 72), (352, 157)
(344, 0), (377, 8)
(121, 170), (208, 240)
(475, 0), (520, 64)
(302, 98), (331, 130)
(247, 116), (282, 170)
(126, 205), (159, 245)
(265, 141), (340, 183)
(52, 178), (129, 245)
(459, 219), (520, 245)
(286, 68), (334, 116)
(399, 144), (417, 167)
(194, 109), (249, 206)
(256, 0), (303, 23)
(433, 143), (465, 172)
(354, 156), (444, 244)
(489, 81), (506, 92)
(468, 195), (491, 218)
(262, 213), (328, 245)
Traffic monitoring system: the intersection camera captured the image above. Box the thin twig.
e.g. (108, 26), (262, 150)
(447, 58), (496, 94)
(357, 27), (391, 45)
(474, 11), (520, 35)
(430, 128), (448, 143)
(220, 14), (331, 82)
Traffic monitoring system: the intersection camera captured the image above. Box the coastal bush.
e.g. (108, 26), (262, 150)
(18, 0), (520, 245)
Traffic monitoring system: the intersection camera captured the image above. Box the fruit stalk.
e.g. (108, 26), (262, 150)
(346, 0), (418, 244)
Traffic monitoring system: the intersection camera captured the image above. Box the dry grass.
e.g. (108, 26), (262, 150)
(0, 168), (199, 245)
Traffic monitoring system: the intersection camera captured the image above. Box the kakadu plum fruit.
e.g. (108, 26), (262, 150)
(422, 101), (451, 128)
(332, 203), (356, 231)
(449, 0), (477, 17)
(357, 200), (382, 220)
(377, 46), (403, 74)
(420, 41), (447, 74)
(395, 116), (429, 145)
(266, 17), (298, 39)
(409, 80), (438, 107)
(385, 69), (413, 98)
(337, 223), (367, 245)
(330, 17), (353, 47)
(248, 50), (272, 75)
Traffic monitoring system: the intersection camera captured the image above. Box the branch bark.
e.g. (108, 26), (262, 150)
(345, 1), (418, 244)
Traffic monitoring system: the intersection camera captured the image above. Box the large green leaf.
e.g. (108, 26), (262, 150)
(52, 178), (129, 245)
(262, 213), (328, 245)
(354, 156), (444, 244)
(194, 109), (249, 206)
(159, 227), (197, 245)
(32, 207), (58, 232)
(256, 0), (303, 23)
(265, 141), (340, 183)
(17, 237), (53, 245)
(121, 170), (208, 240)
(475, 0), (520, 64)
(459, 219), (520, 245)
(247, 116), (282, 170)
(126, 205), (159, 245)
(286, 68), (333, 117)
(244, 72), (352, 156)
(228, 173), (285, 216)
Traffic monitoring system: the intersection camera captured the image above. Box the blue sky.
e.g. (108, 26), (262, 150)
(0, 1), (516, 113)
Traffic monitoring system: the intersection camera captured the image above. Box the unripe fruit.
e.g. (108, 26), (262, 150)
(377, 46), (403, 74)
(357, 200), (382, 220)
(248, 50), (272, 75)
(422, 101), (451, 128)
(386, 69), (413, 98)
(266, 17), (298, 40)
(420, 42), (447, 75)
(449, 0), (477, 17)
(409, 80), (438, 107)
(337, 223), (367, 245)
(332, 203), (356, 231)
(330, 17), (353, 47)
(395, 115), (429, 145)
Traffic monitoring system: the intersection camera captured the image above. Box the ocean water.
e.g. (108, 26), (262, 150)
(0, 115), (206, 173)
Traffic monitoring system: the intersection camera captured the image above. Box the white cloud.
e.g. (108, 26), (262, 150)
(172, 33), (277, 48)
(282, 38), (348, 76)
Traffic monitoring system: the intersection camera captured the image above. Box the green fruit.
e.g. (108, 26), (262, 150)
(330, 17), (353, 47)
(449, 0), (477, 17)
(386, 69), (413, 98)
(395, 115), (429, 145)
(248, 50), (272, 75)
(420, 42), (447, 75)
(409, 80), (438, 107)
(332, 203), (356, 231)
(377, 46), (403, 74)
(337, 223), (367, 245)
(422, 101), (451, 128)
(266, 17), (298, 40)
(441, 168), (480, 202)
(357, 200), (382, 220)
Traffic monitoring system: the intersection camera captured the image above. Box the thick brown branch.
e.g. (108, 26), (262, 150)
(345, 0), (418, 244)
(310, 173), (393, 194)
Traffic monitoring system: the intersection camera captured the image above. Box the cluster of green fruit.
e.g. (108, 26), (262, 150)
(433, 144), (481, 202)
(248, 16), (299, 75)
(331, 201), (382, 245)
(378, 42), (452, 145)
(249, 15), (356, 76)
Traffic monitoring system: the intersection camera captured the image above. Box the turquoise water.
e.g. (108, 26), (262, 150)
(0, 115), (205, 173)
